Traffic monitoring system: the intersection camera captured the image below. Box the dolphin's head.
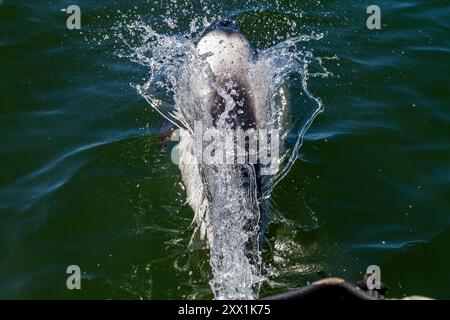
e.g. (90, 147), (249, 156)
(197, 20), (253, 79)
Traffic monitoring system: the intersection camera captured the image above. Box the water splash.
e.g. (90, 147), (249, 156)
(112, 15), (331, 299)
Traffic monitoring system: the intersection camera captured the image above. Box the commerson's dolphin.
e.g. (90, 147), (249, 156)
(173, 20), (277, 280)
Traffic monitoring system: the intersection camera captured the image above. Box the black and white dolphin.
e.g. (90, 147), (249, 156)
(173, 21), (278, 292)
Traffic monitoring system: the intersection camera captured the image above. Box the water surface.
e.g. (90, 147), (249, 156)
(0, 0), (449, 299)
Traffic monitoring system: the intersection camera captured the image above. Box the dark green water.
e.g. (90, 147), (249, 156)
(0, 0), (449, 299)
